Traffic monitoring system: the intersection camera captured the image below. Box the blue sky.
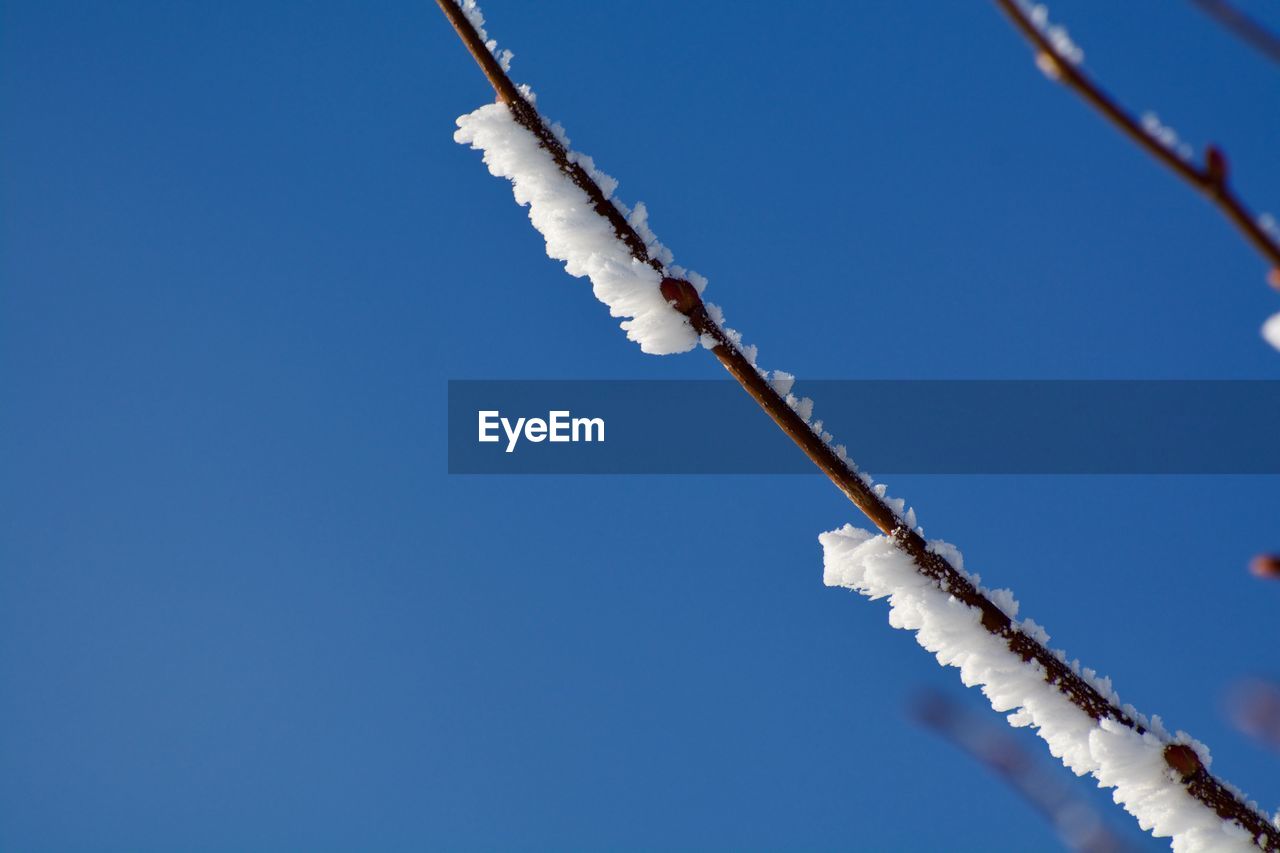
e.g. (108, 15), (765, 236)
(4, 1), (1280, 849)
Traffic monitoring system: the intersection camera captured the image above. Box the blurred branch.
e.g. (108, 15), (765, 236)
(1250, 554), (1280, 579)
(1191, 0), (1280, 67)
(1227, 678), (1280, 751)
(992, 0), (1280, 280)
(913, 691), (1133, 852)
(437, 1), (1280, 846)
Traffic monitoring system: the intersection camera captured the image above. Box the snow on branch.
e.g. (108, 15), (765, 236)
(454, 103), (698, 354)
(824, 527), (1271, 852)
(436, 1), (1280, 847)
(454, 0), (512, 72)
(1263, 313), (1280, 352)
(994, 0), (1280, 350)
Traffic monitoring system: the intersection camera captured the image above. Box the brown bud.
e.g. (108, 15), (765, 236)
(659, 277), (701, 315)
(1206, 146), (1228, 187)
(1267, 269), (1280, 291)
(1034, 52), (1061, 81)
(1164, 743), (1203, 780)
(1249, 554), (1280, 579)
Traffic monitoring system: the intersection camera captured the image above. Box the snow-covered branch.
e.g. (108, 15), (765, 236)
(436, 1), (1280, 847)
(826, 527), (1271, 851)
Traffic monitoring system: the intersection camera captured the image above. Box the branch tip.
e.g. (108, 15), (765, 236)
(1206, 145), (1229, 189)
(1249, 554), (1280, 579)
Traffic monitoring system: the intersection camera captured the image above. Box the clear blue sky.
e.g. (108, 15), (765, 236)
(4, 1), (1280, 849)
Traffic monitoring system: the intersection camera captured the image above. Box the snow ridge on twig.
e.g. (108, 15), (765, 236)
(456, 0), (512, 71)
(1020, 0), (1084, 66)
(821, 526), (1269, 852)
(453, 96), (891, 497)
(454, 103), (695, 354)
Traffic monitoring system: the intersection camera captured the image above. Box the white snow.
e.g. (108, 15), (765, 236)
(1021, 1), (1085, 66)
(1141, 112), (1195, 163)
(454, 103), (698, 354)
(1262, 312), (1280, 352)
(1259, 213), (1280, 244)
(820, 525), (1268, 852)
(457, 0), (513, 71)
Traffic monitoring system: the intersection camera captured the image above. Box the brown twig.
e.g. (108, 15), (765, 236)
(1226, 678), (1280, 752)
(435, 0), (660, 271)
(435, 2), (1280, 846)
(1251, 554), (1280, 579)
(1191, 0), (1280, 67)
(992, 0), (1280, 277)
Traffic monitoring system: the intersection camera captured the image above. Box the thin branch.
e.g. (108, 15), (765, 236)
(1191, 0), (1280, 67)
(1227, 679), (1280, 752)
(435, 0), (660, 271)
(435, 2), (1280, 846)
(1250, 554), (1280, 578)
(992, 0), (1280, 275)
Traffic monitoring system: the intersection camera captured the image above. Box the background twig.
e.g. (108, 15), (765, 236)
(992, 0), (1280, 280)
(1227, 679), (1280, 752)
(1250, 554), (1280, 579)
(1190, 0), (1280, 67)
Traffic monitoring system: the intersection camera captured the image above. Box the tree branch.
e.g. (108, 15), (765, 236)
(1250, 554), (1280, 579)
(1190, 0), (1280, 68)
(435, 1), (1280, 846)
(992, 0), (1280, 279)
(1227, 679), (1280, 752)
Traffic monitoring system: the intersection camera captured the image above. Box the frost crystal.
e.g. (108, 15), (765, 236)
(1141, 112), (1195, 163)
(1021, 1), (1085, 66)
(458, 0), (513, 71)
(1259, 213), (1280, 244)
(454, 104), (698, 354)
(1262, 312), (1280, 352)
